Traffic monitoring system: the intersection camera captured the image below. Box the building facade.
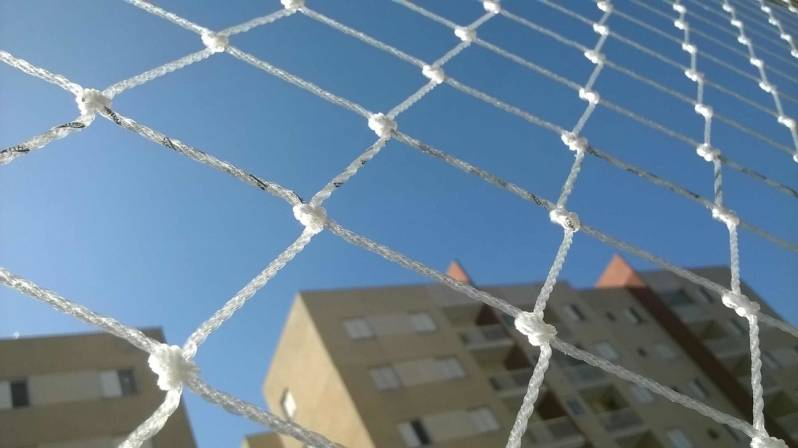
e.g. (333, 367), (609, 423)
(243, 256), (798, 448)
(0, 328), (196, 448)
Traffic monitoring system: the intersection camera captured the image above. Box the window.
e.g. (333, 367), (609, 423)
(687, 379), (709, 400)
(436, 357), (465, 379)
(605, 311), (616, 321)
(696, 287), (714, 304)
(281, 389), (297, 419)
(595, 341), (620, 360)
(637, 347), (648, 358)
(10, 380), (29, 408)
(100, 369), (137, 397)
(727, 319), (747, 336)
(663, 290), (693, 306)
(563, 304), (586, 322)
(762, 351), (782, 370)
(343, 318), (374, 339)
(623, 307), (644, 324)
(398, 419), (430, 447)
(654, 343), (677, 360)
(565, 398), (585, 416)
(707, 428), (719, 440)
(666, 428), (694, 448)
(469, 407), (500, 433)
(409, 312), (437, 333)
(370, 366), (401, 390)
(630, 384), (654, 403)
(0, 380), (28, 410)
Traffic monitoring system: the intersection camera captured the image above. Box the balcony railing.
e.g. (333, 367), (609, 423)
(704, 336), (746, 358)
(525, 416), (584, 446)
(597, 408), (644, 433)
(777, 412), (798, 435)
(489, 368), (533, 396)
(460, 324), (511, 348)
(738, 373), (780, 395)
(671, 303), (710, 323)
(563, 364), (610, 387)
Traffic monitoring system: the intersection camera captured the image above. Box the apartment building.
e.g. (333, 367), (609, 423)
(0, 328), (196, 448)
(243, 256), (798, 448)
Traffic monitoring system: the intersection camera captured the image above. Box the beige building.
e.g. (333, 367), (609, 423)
(0, 328), (196, 448)
(243, 256), (798, 448)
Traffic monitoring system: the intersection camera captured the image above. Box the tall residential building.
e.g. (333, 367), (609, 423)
(0, 328), (196, 448)
(243, 256), (798, 448)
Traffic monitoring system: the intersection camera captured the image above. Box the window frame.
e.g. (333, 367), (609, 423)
(342, 317), (375, 340)
(369, 365), (402, 391)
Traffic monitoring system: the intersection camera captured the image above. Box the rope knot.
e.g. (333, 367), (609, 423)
(674, 19), (687, 30)
(696, 143), (720, 162)
(514, 312), (557, 346)
(681, 42), (697, 55)
(549, 207), (581, 232)
(482, 0), (501, 14)
(749, 57), (763, 68)
(758, 81), (774, 94)
(578, 88), (600, 105)
(777, 115), (795, 130)
(280, 0), (304, 11)
(712, 205), (739, 227)
(454, 26), (476, 43)
(583, 49), (604, 65)
(738, 35), (751, 45)
(76, 89), (111, 117)
(367, 113), (397, 139)
(684, 69), (703, 83)
(781, 33), (792, 42)
(751, 435), (787, 448)
(592, 23), (609, 36)
(598, 1), (613, 13)
(722, 3), (734, 13)
(694, 103), (713, 119)
(561, 132), (588, 153)
(201, 32), (228, 53)
(722, 292), (759, 318)
(761, 5), (772, 13)
(731, 19), (743, 29)
(422, 65), (445, 84)
(672, 3), (686, 14)
(147, 344), (198, 391)
(292, 203), (327, 234)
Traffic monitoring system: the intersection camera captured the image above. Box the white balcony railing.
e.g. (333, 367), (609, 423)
(563, 364), (610, 387)
(597, 408), (644, 433)
(490, 368), (533, 396)
(671, 303), (710, 323)
(460, 324), (511, 348)
(525, 416), (584, 446)
(704, 336), (746, 358)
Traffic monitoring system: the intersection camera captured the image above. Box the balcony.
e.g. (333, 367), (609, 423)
(563, 364), (610, 388)
(525, 416), (586, 447)
(777, 412), (798, 437)
(489, 368), (533, 397)
(671, 303), (710, 323)
(704, 336), (746, 358)
(598, 408), (645, 435)
(738, 373), (780, 395)
(460, 324), (512, 349)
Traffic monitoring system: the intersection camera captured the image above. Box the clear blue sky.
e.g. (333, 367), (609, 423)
(1, 0), (796, 446)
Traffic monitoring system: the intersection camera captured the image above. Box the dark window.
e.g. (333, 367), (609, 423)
(10, 380), (29, 408)
(707, 428), (719, 440)
(697, 288), (714, 304)
(411, 419), (430, 445)
(637, 347), (648, 358)
(118, 369), (137, 396)
(605, 311), (616, 321)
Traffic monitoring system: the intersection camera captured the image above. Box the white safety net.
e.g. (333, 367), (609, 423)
(2, 0), (798, 447)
